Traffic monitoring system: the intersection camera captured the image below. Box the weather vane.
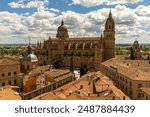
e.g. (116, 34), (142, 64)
(109, 0), (112, 11)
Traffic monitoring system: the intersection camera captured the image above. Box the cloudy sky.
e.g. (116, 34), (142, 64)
(0, 0), (149, 44)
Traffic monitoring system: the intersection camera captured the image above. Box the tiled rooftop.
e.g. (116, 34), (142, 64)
(0, 85), (21, 100)
(0, 58), (19, 65)
(33, 72), (130, 100)
(44, 69), (70, 78)
(141, 88), (150, 96)
(29, 65), (50, 75)
(101, 58), (150, 81)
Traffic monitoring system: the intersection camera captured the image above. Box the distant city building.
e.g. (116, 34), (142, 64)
(34, 11), (115, 71)
(130, 40), (142, 60)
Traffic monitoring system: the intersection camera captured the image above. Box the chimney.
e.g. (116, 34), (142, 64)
(69, 91), (72, 95)
(80, 85), (83, 89)
(91, 80), (96, 94)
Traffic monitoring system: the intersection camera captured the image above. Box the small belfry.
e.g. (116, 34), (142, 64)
(130, 40), (142, 60)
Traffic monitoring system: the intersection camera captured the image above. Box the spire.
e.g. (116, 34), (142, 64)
(109, 0), (112, 18)
(29, 35), (31, 46)
(37, 41), (39, 45)
(101, 34), (103, 38)
(61, 19), (64, 26)
(48, 36), (51, 40)
(109, 10), (112, 18)
(28, 35), (32, 54)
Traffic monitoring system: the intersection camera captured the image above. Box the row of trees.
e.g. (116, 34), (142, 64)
(0, 48), (27, 55)
(115, 47), (130, 55)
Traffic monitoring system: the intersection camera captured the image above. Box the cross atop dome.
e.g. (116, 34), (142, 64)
(61, 19), (64, 26)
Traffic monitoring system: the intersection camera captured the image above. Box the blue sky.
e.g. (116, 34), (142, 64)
(0, 0), (149, 44)
(0, 0), (149, 14)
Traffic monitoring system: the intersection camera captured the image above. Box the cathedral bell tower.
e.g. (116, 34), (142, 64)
(104, 10), (115, 61)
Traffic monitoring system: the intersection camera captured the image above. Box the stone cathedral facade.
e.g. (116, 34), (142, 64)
(34, 11), (115, 71)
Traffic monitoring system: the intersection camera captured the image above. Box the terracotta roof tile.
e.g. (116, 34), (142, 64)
(0, 85), (21, 100)
(141, 88), (150, 96)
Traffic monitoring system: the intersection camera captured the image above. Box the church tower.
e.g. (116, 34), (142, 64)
(104, 10), (115, 61)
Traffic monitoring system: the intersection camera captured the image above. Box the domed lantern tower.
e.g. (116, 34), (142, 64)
(56, 20), (69, 40)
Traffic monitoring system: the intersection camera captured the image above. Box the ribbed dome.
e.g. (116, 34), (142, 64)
(58, 25), (68, 31)
(57, 20), (68, 31)
(56, 20), (69, 39)
(23, 54), (38, 62)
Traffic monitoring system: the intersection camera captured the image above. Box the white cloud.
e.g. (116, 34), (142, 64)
(0, 3), (150, 44)
(134, 5), (150, 16)
(71, 0), (105, 7)
(55, 5), (150, 44)
(71, 0), (143, 7)
(49, 8), (59, 13)
(8, 0), (49, 11)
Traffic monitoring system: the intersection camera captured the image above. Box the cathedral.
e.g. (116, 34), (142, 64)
(34, 10), (115, 71)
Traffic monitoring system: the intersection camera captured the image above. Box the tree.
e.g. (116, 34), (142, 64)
(130, 47), (134, 60)
(148, 55), (150, 64)
(52, 55), (64, 69)
(80, 64), (84, 77)
(70, 57), (74, 72)
(80, 64), (88, 77)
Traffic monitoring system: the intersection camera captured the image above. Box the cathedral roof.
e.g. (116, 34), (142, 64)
(23, 54), (38, 62)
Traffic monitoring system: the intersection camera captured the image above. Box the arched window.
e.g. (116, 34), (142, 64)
(22, 65), (25, 69)
(14, 80), (17, 85)
(2, 73), (5, 77)
(68, 43), (71, 50)
(75, 43), (78, 50)
(85, 52), (89, 56)
(14, 72), (16, 75)
(82, 43), (85, 50)
(90, 43), (93, 49)
(8, 72), (11, 76)
(2, 82), (5, 86)
(27, 65), (30, 69)
(78, 52), (81, 56)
